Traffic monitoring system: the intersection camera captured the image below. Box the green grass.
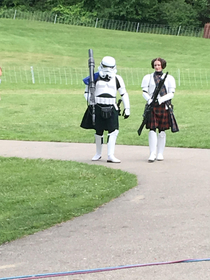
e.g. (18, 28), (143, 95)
(0, 18), (210, 245)
(0, 88), (210, 148)
(1, 18), (210, 70)
(0, 157), (137, 244)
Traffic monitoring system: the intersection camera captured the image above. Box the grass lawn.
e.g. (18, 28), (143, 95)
(0, 157), (137, 244)
(0, 88), (210, 148)
(0, 18), (209, 245)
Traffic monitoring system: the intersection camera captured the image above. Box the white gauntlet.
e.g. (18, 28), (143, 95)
(84, 85), (89, 102)
(158, 92), (174, 105)
(142, 91), (150, 102)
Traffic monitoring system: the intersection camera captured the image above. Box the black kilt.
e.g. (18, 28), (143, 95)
(146, 103), (170, 131)
(80, 104), (119, 132)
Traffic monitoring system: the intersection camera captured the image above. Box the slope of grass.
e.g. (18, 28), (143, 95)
(0, 18), (210, 70)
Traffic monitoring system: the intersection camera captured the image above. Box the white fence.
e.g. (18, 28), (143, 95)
(0, 9), (204, 38)
(1, 66), (210, 88)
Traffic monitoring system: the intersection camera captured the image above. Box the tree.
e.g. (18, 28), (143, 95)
(0, 0), (54, 11)
(188, 0), (210, 25)
(82, 0), (160, 22)
(159, 0), (200, 26)
(0, 0), (209, 26)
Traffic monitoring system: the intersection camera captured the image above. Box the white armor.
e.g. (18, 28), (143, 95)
(82, 56), (130, 163)
(98, 56), (117, 79)
(142, 72), (176, 162)
(84, 56), (130, 114)
(84, 74), (130, 114)
(141, 73), (176, 107)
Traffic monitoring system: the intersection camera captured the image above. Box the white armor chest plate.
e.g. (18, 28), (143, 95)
(95, 78), (117, 98)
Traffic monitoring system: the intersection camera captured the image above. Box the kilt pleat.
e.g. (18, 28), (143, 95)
(80, 104), (119, 131)
(146, 103), (170, 131)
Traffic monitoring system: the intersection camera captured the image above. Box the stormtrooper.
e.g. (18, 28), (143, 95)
(80, 56), (130, 163)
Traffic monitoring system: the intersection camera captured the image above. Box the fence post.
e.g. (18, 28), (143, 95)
(54, 14), (57, 24)
(136, 22), (139, 32)
(95, 18), (98, 28)
(177, 69), (180, 86)
(13, 10), (17, 20)
(177, 26), (181, 36)
(31, 66), (35, 84)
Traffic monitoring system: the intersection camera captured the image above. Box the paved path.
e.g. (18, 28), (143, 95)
(0, 140), (209, 280)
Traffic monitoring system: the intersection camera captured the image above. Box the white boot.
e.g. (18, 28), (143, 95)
(157, 131), (166, 161)
(92, 134), (103, 161)
(148, 130), (157, 162)
(107, 130), (121, 163)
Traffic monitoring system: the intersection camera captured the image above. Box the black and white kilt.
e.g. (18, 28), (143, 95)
(146, 103), (170, 131)
(80, 104), (119, 132)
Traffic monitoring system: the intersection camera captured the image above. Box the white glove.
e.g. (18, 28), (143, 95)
(158, 97), (162, 105)
(147, 98), (153, 105)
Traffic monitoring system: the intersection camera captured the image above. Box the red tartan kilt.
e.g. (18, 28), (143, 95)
(146, 103), (170, 131)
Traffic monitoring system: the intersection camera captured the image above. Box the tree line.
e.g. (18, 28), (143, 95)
(0, 0), (210, 27)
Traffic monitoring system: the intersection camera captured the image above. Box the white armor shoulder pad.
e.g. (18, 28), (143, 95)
(116, 74), (125, 88)
(167, 74), (176, 89)
(141, 74), (151, 89)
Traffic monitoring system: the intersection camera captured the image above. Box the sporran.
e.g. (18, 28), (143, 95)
(100, 106), (113, 119)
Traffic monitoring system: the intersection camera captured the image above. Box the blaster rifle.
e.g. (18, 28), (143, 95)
(88, 49), (96, 125)
(137, 72), (168, 136)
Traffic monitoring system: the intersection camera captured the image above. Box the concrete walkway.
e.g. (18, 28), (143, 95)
(0, 140), (209, 280)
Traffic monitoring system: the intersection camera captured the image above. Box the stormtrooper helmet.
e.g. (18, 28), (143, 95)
(98, 56), (117, 79)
